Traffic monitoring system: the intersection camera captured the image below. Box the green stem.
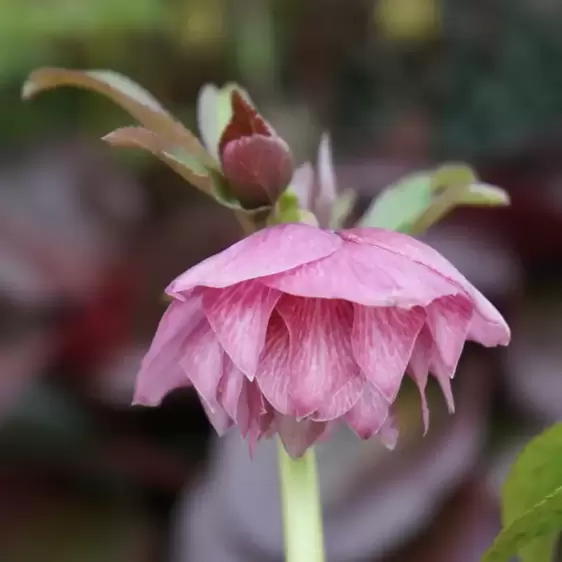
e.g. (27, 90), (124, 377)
(278, 441), (325, 562)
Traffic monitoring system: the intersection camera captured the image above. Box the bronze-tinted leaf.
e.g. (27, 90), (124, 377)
(22, 68), (213, 167)
(103, 127), (214, 195)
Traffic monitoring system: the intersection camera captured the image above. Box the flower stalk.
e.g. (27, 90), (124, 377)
(278, 441), (325, 562)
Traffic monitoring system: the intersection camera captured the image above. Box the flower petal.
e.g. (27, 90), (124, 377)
(344, 384), (390, 439)
(177, 317), (224, 412)
(262, 238), (462, 307)
(467, 296), (511, 347)
(314, 133), (337, 227)
(426, 295), (473, 377)
(290, 162), (315, 210)
(254, 311), (293, 414)
(276, 297), (364, 419)
(217, 358), (246, 420)
(377, 413), (400, 450)
(237, 379), (266, 435)
(239, 381), (275, 456)
(167, 224), (341, 296)
(408, 296), (472, 419)
(203, 282), (281, 380)
(275, 415), (329, 458)
(352, 305), (425, 402)
(200, 399), (232, 436)
(343, 227), (511, 346)
(408, 325), (433, 432)
(425, 296), (473, 414)
(133, 296), (203, 406)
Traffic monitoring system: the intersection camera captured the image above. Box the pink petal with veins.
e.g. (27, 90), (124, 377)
(352, 305), (425, 402)
(345, 227), (511, 347)
(167, 223), (341, 297)
(275, 297), (364, 419)
(133, 296), (202, 406)
(263, 236), (463, 307)
(203, 281), (281, 379)
(344, 384), (390, 440)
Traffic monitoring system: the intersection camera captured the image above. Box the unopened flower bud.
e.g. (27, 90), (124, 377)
(219, 91), (294, 209)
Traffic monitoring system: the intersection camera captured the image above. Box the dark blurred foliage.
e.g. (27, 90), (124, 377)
(2, 1), (562, 561)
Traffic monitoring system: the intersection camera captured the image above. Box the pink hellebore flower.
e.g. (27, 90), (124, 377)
(134, 224), (510, 458)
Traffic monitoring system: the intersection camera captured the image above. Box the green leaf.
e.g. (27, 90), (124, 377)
(104, 126), (258, 211)
(482, 485), (562, 562)
(458, 183), (510, 206)
(482, 423), (562, 562)
(430, 163), (477, 191)
(358, 172), (433, 232)
(271, 190), (301, 224)
(358, 163), (509, 233)
(103, 126), (216, 195)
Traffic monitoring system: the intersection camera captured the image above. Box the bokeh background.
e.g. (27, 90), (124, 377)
(2, 0), (562, 560)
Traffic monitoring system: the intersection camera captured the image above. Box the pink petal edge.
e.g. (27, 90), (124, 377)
(203, 282), (281, 379)
(167, 224), (341, 297)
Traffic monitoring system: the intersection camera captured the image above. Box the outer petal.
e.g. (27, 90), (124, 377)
(342, 227), (511, 346)
(167, 224), (341, 297)
(425, 295), (473, 414)
(377, 413), (399, 450)
(237, 379), (268, 436)
(352, 305), (425, 402)
(275, 415), (329, 458)
(177, 317), (224, 413)
(408, 325), (433, 431)
(276, 297), (364, 419)
(239, 381), (275, 456)
(133, 296), (203, 406)
(426, 295), (473, 378)
(202, 282), (281, 379)
(408, 296), (472, 422)
(201, 400), (232, 436)
(217, 358), (246, 420)
(254, 311), (293, 414)
(290, 162), (315, 210)
(262, 238), (463, 307)
(344, 384), (390, 439)
(314, 133), (337, 227)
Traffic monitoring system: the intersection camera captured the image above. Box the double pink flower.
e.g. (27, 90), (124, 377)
(134, 223), (510, 457)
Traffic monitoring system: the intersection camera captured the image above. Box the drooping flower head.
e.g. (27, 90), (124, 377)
(134, 223), (510, 457)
